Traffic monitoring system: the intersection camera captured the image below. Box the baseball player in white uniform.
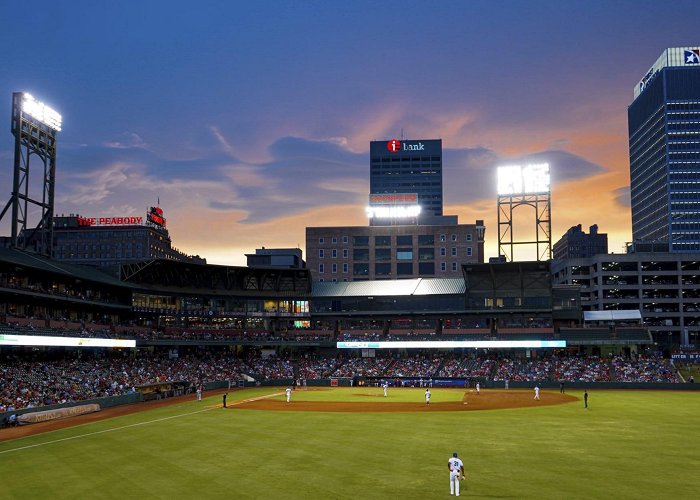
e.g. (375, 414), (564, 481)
(534, 385), (540, 400)
(196, 386), (202, 401)
(425, 388), (431, 405)
(382, 380), (388, 397)
(448, 452), (465, 496)
(476, 382), (480, 395)
(286, 386), (292, 403)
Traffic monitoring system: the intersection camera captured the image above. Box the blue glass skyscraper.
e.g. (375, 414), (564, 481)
(628, 47), (700, 251)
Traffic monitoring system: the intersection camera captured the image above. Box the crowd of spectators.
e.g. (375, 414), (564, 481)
(0, 350), (684, 413)
(0, 351), (247, 412)
(612, 355), (679, 382)
(383, 354), (444, 377)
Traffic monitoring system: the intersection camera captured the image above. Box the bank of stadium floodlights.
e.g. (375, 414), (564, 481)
(0, 92), (62, 257)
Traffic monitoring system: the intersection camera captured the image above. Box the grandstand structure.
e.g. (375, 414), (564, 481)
(1, 250), (652, 350)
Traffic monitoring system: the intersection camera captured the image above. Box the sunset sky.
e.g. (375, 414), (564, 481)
(1, 1), (699, 265)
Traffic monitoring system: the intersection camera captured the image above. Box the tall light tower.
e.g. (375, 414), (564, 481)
(497, 163), (551, 262)
(0, 92), (61, 256)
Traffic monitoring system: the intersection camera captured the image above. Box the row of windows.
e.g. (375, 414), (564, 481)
(317, 234), (473, 245)
(317, 261), (459, 275)
(55, 230), (150, 239)
(319, 247), (473, 259)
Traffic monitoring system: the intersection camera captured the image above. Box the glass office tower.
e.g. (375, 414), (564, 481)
(369, 139), (443, 220)
(628, 47), (700, 251)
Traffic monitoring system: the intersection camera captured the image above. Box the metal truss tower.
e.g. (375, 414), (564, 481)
(0, 92), (61, 256)
(497, 192), (552, 262)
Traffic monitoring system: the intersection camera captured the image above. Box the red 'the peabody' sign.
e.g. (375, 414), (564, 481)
(77, 216), (143, 226)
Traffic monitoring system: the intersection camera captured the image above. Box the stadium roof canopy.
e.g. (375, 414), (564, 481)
(312, 278), (466, 298)
(0, 247), (131, 288)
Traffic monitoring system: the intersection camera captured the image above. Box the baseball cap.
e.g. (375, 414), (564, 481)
(453, 452), (458, 457)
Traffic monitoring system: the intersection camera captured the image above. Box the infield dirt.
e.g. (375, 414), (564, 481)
(1, 389), (577, 442)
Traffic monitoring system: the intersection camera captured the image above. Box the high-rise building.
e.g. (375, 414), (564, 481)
(52, 208), (205, 270)
(369, 139), (443, 223)
(553, 224), (608, 260)
(628, 47), (700, 252)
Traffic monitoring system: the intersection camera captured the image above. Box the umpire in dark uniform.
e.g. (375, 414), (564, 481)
(584, 390), (588, 409)
(223, 392), (228, 408)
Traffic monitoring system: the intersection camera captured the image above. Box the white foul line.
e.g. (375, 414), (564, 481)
(0, 391), (283, 455)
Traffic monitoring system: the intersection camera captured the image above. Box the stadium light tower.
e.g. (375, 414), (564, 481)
(496, 163), (552, 262)
(0, 92), (61, 256)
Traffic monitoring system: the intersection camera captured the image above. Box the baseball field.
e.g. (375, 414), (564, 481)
(1, 387), (698, 499)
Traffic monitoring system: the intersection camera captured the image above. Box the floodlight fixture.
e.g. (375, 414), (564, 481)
(21, 93), (62, 131)
(497, 163), (550, 195)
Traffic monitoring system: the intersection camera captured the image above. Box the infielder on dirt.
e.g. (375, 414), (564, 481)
(448, 452), (465, 496)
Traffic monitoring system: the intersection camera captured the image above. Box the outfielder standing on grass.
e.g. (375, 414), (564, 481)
(448, 452), (465, 496)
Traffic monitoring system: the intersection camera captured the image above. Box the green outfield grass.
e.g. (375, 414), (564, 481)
(1, 388), (699, 499)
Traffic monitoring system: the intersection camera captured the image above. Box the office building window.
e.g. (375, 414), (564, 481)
(397, 262), (413, 275)
(440, 234), (446, 242)
(353, 263), (369, 276)
(452, 262), (458, 271)
(441, 262), (446, 272)
(343, 236), (348, 244)
(354, 248), (370, 261)
(467, 247), (472, 256)
(319, 238), (324, 244)
(418, 262), (435, 274)
(332, 249), (337, 258)
(451, 234), (457, 241)
(466, 234), (473, 241)
(396, 248), (413, 260)
(419, 248), (434, 261)
(375, 235), (391, 246)
(375, 263), (391, 276)
(319, 263), (325, 273)
(319, 249), (324, 258)
(441, 247), (446, 256)
(343, 249), (348, 258)
(353, 236), (369, 246)
(343, 263), (348, 273)
(418, 234), (434, 245)
(375, 248), (391, 261)
(396, 235), (412, 245)
(332, 237), (337, 244)
(332, 263), (337, 273)
(451, 247), (457, 256)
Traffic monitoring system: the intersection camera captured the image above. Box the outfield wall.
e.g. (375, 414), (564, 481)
(1, 392), (142, 427)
